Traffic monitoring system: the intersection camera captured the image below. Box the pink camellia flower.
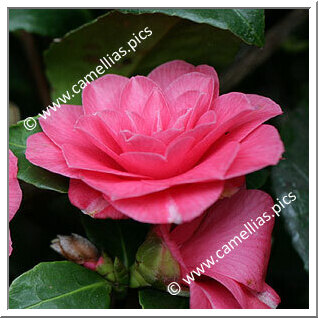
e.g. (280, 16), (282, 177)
(26, 60), (284, 224)
(154, 189), (280, 309)
(9, 150), (22, 255)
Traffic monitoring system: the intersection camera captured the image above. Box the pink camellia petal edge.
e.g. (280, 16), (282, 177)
(9, 150), (22, 255)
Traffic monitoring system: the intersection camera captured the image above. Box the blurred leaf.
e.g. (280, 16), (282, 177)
(9, 118), (69, 193)
(123, 9), (265, 46)
(9, 9), (93, 37)
(246, 168), (269, 189)
(9, 261), (111, 309)
(82, 216), (150, 268)
(139, 288), (189, 309)
(271, 100), (309, 271)
(45, 11), (241, 105)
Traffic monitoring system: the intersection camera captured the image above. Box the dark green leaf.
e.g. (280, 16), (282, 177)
(271, 102), (309, 271)
(246, 168), (269, 189)
(9, 9), (93, 37)
(9, 261), (111, 309)
(139, 288), (189, 309)
(9, 119), (69, 193)
(122, 9), (265, 46)
(82, 216), (150, 268)
(45, 11), (241, 105)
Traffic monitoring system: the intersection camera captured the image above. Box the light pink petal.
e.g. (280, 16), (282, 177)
(171, 90), (202, 115)
(214, 93), (283, 143)
(120, 76), (160, 114)
(78, 141), (237, 201)
(142, 88), (171, 133)
(109, 182), (224, 224)
(68, 179), (125, 219)
(148, 60), (195, 90)
(181, 189), (275, 291)
(82, 74), (129, 114)
(186, 93), (211, 129)
(190, 279), (240, 309)
(39, 105), (83, 148)
(195, 64), (219, 99)
(61, 142), (143, 178)
(226, 125), (284, 178)
(153, 128), (182, 145)
(26, 133), (78, 178)
(164, 72), (215, 113)
(119, 133), (166, 155)
(75, 114), (122, 160)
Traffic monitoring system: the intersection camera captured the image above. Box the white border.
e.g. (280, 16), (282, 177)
(3, 1), (316, 316)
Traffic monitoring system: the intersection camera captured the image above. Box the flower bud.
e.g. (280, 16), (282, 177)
(130, 232), (180, 290)
(51, 233), (99, 265)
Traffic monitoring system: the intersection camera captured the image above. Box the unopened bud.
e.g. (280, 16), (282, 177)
(130, 232), (180, 290)
(51, 233), (99, 264)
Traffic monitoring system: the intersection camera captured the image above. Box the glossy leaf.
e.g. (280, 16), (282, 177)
(272, 104), (309, 271)
(9, 261), (111, 309)
(82, 216), (150, 268)
(9, 9), (93, 37)
(9, 119), (69, 193)
(44, 11), (241, 105)
(139, 288), (189, 309)
(122, 9), (265, 46)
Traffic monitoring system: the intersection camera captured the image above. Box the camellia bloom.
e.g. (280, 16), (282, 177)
(26, 60), (284, 223)
(153, 189), (281, 309)
(9, 150), (22, 255)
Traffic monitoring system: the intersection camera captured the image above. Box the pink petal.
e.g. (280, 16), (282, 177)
(74, 114), (122, 161)
(82, 74), (129, 114)
(181, 189), (275, 291)
(119, 133), (167, 155)
(9, 150), (22, 255)
(69, 179), (125, 219)
(190, 279), (240, 309)
(142, 88), (171, 133)
(119, 76), (160, 114)
(214, 93), (283, 143)
(39, 105), (83, 148)
(211, 273), (278, 308)
(164, 72), (215, 113)
(78, 141), (237, 201)
(148, 60), (195, 90)
(226, 125), (284, 178)
(61, 142), (143, 178)
(26, 133), (78, 178)
(109, 182), (224, 224)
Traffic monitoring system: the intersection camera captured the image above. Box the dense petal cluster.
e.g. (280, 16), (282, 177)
(154, 189), (280, 309)
(26, 60), (284, 224)
(9, 150), (22, 255)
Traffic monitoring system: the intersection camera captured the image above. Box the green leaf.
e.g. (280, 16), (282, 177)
(9, 261), (111, 309)
(139, 288), (189, 309)
(246, 168), (269, 189)
(122, 9), (265, 46)
(271, 103), (309, 271)
(9, 9), (93, 37)
(9, 119), (69, 193)
(44, 11), (241, 105)
(82, 216), (150, 268)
